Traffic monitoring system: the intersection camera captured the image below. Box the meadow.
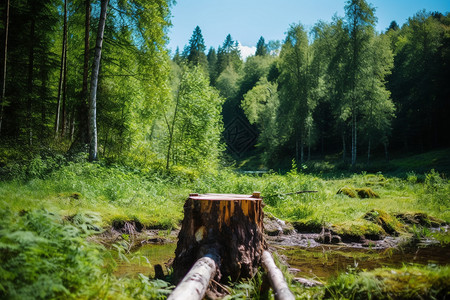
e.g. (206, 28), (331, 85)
(0, 150), (449, 299)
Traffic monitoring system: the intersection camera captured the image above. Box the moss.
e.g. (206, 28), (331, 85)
(364, 174), (388, 186)
(292, 219), (323, 233)
(337, 187), (379, 198)
(395, 212), (446, 227)
(363, 209), (404, 235)
(354, 187), (379, 198)
(332, 220), (385, 242)
(326, 265), (450, 300)
(337, 187), (357, 198)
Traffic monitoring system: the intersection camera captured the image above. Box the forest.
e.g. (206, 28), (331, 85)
(0, 0), (449, 299)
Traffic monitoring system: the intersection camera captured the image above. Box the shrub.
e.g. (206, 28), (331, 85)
(0, 209), (103, 299)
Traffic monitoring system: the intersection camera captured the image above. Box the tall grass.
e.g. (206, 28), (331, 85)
(1, 157), (449, 229)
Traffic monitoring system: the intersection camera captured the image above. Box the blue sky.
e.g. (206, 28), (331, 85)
(167, 0), (450, 59)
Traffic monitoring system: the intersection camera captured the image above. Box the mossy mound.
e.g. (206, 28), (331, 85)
(332, 220), (384, 242)
(326, 265), (450, 300)
(363, 209), (403, 235)
(395, 212), (446, 227)
(363, 174), (388, 186)
(337, 187), (379, 198)
(337, 187), (357, 198)
(292, 219), (323, 233)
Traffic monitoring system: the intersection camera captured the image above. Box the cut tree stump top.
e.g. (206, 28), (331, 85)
(188, 192), (262, 201)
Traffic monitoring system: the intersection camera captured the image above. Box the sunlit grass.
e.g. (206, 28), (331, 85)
(1, 159), (448, 232)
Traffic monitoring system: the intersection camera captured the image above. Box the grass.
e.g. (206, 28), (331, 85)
(325, 264), (450, 299)
(0, 156), (449, 232)
(0, 152), (449, 298)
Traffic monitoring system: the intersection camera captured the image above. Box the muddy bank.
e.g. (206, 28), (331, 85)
(91, 212), (448, 251)
(264, 212), (448, 249)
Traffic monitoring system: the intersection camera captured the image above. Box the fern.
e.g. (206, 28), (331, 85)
(0, 209), (103, 299)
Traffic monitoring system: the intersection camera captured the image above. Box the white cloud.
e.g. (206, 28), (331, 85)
(238, 42), (256, 61)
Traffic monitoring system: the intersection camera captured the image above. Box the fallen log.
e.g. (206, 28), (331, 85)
(261, 250), (295, 300)
(168, 251), (219, 300)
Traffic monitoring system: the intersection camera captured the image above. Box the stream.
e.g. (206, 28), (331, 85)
(114, 241), (450, 281)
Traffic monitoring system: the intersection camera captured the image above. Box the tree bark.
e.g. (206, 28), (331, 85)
(168, 251), (219, 300)
(172, 193), (266, 293)
(261, 251), (295, 300)
(27, 13), (36, 146)
(80, 0), (90, 144)
(89, 0), (108, 161)
(342, 133), (346, 163)
(165, 80), (183, 169)
(55, 0), (67, 137)
(0, 0), (9, 135)
(61, 28), (68, 137)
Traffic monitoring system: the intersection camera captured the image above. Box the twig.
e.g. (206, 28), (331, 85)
(263, 190), (318, 198)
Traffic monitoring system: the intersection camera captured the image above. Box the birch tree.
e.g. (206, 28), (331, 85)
(89, 0), (108, 161)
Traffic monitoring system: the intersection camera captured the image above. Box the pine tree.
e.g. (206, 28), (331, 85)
(255, 36), (268, 56)
(186, 26), (207, 69)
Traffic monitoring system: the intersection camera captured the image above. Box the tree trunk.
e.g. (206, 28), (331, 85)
(27, 14), (36, 146)
(384, 141), (389, 162)
(351, 116), (357, 166)
(300, 143), (304, 165)
(80, 0), (90, 144)
(61, 31), (68, 137)
(367, 138), (371, 164)
(165, 80), (183, 170)
(89, 0), (108, 161)
(172, 193), (266, 294)
(0, 0), (9, 135)
(307, 126), (311, 161)
(261, 251), (295, 300)
(55, 0), (67, 138)
(168, 251), (219, 300)
(342, 133), (346, 163)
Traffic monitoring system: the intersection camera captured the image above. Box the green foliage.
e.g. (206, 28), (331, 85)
(165, 66), (224, 170)
(419, 169), (450, 209)
(0, 209), (103, 299)
(326, 265), (450, 299)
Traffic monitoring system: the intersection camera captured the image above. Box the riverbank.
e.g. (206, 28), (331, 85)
(1, 156), (449, 298)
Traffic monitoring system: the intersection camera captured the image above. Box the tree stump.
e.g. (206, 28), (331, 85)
(171, 192), (267, 290)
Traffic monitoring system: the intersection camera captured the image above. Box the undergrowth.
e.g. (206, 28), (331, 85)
(325, 264), (450, 299)
(0, 155), (449, 298)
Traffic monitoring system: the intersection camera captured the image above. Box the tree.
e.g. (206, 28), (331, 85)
(186, 26), (207, 69)
(241, 78), (279, 162)
(165, 66), (224, 170)
(54, 0), (68, 137)
(0, 0), (9, 135)
(344, 0), (377, 166)
(278, 23), (313, 164)
(216, 34), (241, 76)
(206, 47), (217, 84)
(388, 11), (449, 152)
(360, 33), (395, 162)
(79, 0), (91, 145)
(89, 0), (108, 161)
(255, 36), (268, 56)
(387, 20), (399, 31)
